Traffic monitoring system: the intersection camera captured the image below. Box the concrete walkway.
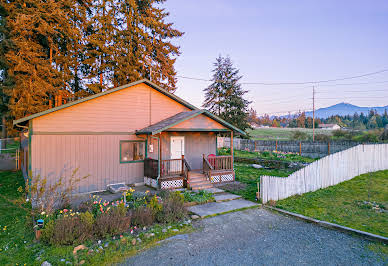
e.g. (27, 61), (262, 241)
(188, 192), (259, 217)
(122, 208), (386, 266)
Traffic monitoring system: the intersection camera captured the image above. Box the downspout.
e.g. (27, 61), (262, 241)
(150, 135), (160, 180)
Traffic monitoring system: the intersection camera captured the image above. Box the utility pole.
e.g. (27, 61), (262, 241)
(312, 86), (315, 141)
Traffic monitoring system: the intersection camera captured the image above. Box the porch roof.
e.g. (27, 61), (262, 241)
(136, 109), (246, 135)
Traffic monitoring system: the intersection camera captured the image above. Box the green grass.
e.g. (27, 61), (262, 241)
(275, 170), (388, 238)
(218, 148), (315, 163)
(229, 163), (293, 202)
(0, 171), (192, 265)
(183, 190), (214, 203)
(247, 127), (332, 140)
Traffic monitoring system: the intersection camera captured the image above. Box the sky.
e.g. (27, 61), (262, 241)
(162, 0), (388, 116)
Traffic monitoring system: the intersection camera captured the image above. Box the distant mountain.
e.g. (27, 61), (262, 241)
(305, 103), (388, 119)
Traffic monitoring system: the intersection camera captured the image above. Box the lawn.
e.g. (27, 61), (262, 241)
(0, 171), (192, 265)
(274, 170), (388, 238)
(217, 149), (313, 202)
(247, 127), (332, 140)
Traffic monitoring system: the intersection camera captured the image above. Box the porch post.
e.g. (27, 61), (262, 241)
(230, 131), (234, 171)
(181, 154), (184, 175)
(159, 132), (162, 177)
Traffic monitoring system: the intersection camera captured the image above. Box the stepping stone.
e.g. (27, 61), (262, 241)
(188, 199), (259, 218)
(214, 193), (241, 202)
(203, 187), (225, 194)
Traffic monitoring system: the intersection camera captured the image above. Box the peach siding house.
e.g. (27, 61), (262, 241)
(14, 79), (245, 193)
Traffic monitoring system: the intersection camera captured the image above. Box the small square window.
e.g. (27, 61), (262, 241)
(120, 141), (145, 163)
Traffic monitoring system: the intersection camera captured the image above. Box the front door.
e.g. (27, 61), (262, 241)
(170, 136), (184, 173)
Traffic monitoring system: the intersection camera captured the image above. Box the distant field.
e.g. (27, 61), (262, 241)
(247, 127), (332, 140)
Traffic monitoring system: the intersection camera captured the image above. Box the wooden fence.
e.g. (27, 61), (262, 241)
(217, 137), (361, 158)
(259, 144), (388, 203)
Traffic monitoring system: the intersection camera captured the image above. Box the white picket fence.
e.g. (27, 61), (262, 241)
(260, 144), (388, 203)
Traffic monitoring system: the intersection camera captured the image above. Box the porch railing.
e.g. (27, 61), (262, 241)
(207, 155), (233, 171)
(202, 155), (213, 180)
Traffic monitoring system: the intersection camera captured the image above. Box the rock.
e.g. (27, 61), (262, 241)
(41, 262), (52, 266)
(73, 245), (87, 255)
(60, 259), (66, 262)
(167, 226), (172, 229)
(162, 229), (167, 233)
(186, 219), (192, 224)
(172, 229), (179, 232)
(251, 164), (263, 169)
(143, 227), (147, 231)
(131, 239), (136, 245)
(104, 243), (109, 248)
(191, 215), (200, 220)
(137, 238), (142, 243)
(79, 260), (85, 265)
(65, 262), (72, 265)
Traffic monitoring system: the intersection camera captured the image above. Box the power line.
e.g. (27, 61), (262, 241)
(177, 68), (388, 85)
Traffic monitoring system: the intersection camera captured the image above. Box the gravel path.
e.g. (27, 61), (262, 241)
(122, 208), (386, 265)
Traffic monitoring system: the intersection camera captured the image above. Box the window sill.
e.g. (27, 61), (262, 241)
(120, 160), (144, 164)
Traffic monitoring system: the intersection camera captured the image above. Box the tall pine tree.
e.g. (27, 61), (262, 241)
(203, 56), (251, 131)
(1, 0), (183, 131)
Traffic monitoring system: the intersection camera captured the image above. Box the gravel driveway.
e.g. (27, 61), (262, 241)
(122, 208), (386, 265)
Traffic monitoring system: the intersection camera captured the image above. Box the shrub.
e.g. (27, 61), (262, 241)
(41, 215), (93, 245)
(314, 134), (331, 142)
(157, 191), (186, 224)
(131, 206), (155, 226)
(183, 190), (214, 203)
(291, 131), (309, 141)
(94, 207), (131, 238)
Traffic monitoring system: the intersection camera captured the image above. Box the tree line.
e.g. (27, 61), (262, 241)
(0, 0), (183, 132)
(249, 109), (388, 130)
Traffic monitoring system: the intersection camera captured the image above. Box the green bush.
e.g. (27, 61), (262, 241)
(41, 215), (93, 245)
(183, 190), (214, 203)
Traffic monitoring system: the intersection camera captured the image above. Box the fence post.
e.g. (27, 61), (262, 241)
(299, 142), (302, 156)
(181, 155), (185, 175)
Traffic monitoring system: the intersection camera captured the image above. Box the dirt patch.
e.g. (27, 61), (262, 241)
(216, 182), (247, 193)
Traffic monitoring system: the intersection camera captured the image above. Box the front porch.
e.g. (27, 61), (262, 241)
(144, 154), (235, 190)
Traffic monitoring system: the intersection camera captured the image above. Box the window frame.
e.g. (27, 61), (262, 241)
(119, 140), (146, 164)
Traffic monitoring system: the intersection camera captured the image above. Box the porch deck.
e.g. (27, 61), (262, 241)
(144, 155), (234, 189)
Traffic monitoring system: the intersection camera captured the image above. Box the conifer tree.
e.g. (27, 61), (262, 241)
(203, 56), (251, 131)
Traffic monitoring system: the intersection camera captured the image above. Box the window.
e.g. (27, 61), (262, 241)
(120, 141), (145, 163)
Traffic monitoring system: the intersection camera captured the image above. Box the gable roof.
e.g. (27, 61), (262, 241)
(13, 79), (246, 135)
(136, 109), (246, 135)
(13, 79), (197, 125)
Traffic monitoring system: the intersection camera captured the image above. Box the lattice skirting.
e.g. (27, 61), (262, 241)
(144, 177), (158, 188)
(160, 179), (184, 189)
(210, 173), (234, 183)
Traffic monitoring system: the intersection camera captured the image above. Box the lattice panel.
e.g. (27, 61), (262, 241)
(210, 175), (221, 183)
(144, 177), (158, 188)
(160, 179), (183, 189)
(221, 174), (234, 182)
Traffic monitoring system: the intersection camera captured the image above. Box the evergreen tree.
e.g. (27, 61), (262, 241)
(203, 56), (251, 131)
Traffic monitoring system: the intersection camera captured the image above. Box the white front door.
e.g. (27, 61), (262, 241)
(170, 136), (185, 173)
(170, 136), (185, 159)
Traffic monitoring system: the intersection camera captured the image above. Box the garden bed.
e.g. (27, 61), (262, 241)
(0, 171), (193, 265)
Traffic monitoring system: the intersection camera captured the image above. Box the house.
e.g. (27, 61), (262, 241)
(318, 123), (341, 130)
(14, 79), (245, 193)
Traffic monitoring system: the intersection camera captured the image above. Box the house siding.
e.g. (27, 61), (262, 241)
(160, 132), (217, 170)
(31, 134), (145, 193)
(33, 83), (190, 132)
(169, 114), (227, 130)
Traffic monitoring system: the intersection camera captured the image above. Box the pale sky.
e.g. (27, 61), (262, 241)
(163, 0), (388, 116)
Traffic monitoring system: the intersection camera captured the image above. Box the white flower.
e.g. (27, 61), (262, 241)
(41, 211), (46, 215)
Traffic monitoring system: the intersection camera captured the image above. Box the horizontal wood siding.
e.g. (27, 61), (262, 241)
(160, 132), (217, 170)
(170, 114), (227, 130)
(33, 83), (190, 132)
(31, 134), (144, 193)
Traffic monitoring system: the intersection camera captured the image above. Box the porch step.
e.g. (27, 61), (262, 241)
(187, 170), (214, 190)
